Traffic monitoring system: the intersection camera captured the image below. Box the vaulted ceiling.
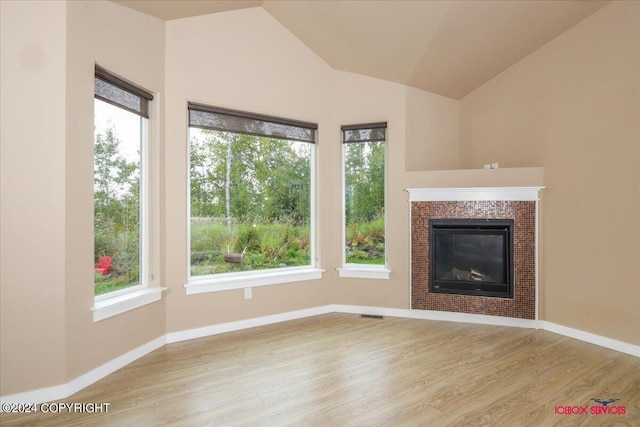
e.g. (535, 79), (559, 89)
(112, 0), (610, 99)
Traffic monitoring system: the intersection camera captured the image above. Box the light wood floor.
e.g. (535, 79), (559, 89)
(2, 313), (639, 426)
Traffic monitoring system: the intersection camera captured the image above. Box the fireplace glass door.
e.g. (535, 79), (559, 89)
(429, 219), (513, 298)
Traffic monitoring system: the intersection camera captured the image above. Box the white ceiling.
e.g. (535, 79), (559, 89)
(112, 0), (610, 99)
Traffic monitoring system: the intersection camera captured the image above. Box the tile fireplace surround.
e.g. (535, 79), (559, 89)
(408, 187), (543, 320)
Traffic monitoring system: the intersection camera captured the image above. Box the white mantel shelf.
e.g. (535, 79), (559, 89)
(406, 186), (544, 202)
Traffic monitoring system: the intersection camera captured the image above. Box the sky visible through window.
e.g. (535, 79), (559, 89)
(94, 99), (140, 163)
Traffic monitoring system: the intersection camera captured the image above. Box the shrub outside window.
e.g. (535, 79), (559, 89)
(188, 103), (317, 278)
(342, 122), (386, 266)
(93, 65), (152, 296)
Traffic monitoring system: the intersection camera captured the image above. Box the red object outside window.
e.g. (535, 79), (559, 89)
(95, 256), (113, 275)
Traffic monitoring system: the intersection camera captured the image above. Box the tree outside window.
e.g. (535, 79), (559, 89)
(93, 67), (151, 296)
(188, 104), (316, 277)
(343, 123), (386, 265)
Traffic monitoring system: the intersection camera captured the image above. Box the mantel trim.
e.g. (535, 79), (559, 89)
(406, 186), (544, 202)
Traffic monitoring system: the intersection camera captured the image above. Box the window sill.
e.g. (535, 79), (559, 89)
(185, 268), (324, 295)
(337, 265), (391, 280)
(92, 287), (166, 322)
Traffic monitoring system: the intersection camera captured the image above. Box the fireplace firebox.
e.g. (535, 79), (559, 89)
(429, 219), (514, 298)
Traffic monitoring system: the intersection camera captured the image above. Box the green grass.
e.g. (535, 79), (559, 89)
(347, 257), (385, 265)
(95, 273), (138, 296)
(190, 220), (311, 276)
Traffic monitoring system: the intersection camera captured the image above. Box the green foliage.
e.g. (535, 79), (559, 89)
(95, 274), (129, 296)
(94, 124), (140, 294)
(189, 221), (311, 275)
(236, 225), (261, 253)
(260, 232), (283, 259)
(189, 129), (313, 276)
(344, 141), (384, 223)
(346, 217), (385, 265)
(343, 140), (385, 265)
(190, 131), (311, 225)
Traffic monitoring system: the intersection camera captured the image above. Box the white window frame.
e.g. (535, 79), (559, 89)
(184, 105), (323, 295)
(92, 66), (164, 321)
(338, 123), (390, 280)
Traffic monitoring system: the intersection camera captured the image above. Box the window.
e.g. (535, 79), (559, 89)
(94, 65), (152, 296)
(188, 103), (317, 282)
(340, 122), (389, 278)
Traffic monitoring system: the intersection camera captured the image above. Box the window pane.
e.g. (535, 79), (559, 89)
(345, 141), (385, 265)
(190, 129), (312, 276)
(94, 98), (142, 294)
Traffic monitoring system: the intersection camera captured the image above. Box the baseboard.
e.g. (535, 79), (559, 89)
(542, 321), (640, 357)
(166, 305), (334, 344)
(0, 335), (166, 406)
(409, 309), (540, 329)
(3, 306), (637, 405)
(332, 304), (410, 318)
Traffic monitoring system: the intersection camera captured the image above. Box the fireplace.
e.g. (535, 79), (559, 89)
(409, 187), (542, 319)
(429, 219), (513, 298)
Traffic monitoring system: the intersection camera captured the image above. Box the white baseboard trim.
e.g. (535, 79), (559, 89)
(3, 306), (637, 406)
(542, 321), (640, 358)
(166, 305), (333, 344)
(0, 335), (166, 406)
(409, 309), (540, 329)
(65, 336), (166, 396)
(332, 304), (410, 318)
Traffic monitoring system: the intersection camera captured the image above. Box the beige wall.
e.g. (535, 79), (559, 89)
(64, 0), (166, 381)
(163, 9), (461, 332)
(329, 71), (409, 308)
(1, 0), (68, 396)
(460, 1), (640, 344)
(405, 86), (460, 171)
(163, 8), (334, 334)
(1, 0), (166, 395)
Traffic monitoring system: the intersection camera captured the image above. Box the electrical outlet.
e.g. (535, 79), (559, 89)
(491, 162), (499, 169)
(244, 287), (252, 299)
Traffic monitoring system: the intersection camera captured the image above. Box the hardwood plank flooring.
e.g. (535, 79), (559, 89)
(2, 313), (638, 426)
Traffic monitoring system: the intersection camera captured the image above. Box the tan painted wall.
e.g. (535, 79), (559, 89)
(460, 1), (640, 344)
(328, 74), (463, 308)
(405, 87), (460, 171)
(163, 9), (462, 331)
(0, 0), (167, 396)
(329, 71), (410, 308)
(64, 0), (166, 381)
(1, 0), (68, 396)
(163, 8), (334, 334)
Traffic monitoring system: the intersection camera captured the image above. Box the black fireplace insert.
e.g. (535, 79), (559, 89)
(429, 219), (514, 298)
